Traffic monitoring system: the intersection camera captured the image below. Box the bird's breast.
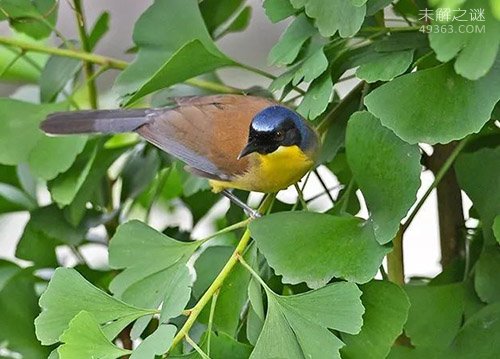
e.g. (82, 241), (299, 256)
(209, 145), (314, 193)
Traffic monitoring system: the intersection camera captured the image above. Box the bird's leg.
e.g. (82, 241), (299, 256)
(221, 190), (261, 219)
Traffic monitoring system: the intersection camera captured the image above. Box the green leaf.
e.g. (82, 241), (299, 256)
(58, 311), (131, 359)
(49, 141), (125, 225)
(35, 267), (154, 345)
(356, 50), (413, 83)
(346, 111), (421, 244)
(264, 0), (297, 22)
(120, 146), (160, 200)
(193, 246), (233, 299)
(0, 182), (36, 213)
(0, 99), (61, 162)
(250, 212), (390, 287)
(429, 0), (500, 80)
(108, 220), (198, 336)
(48, 140), (98, 206)
(222, 6), (252, 36)
(0, 99), (86, 181)
(0, 37), (46, 82)
(449, 302), (500, 358)
(129, 324), (176, 359)
(365, 61), (500, 144)
(292, 45), (328, 85)
(114, 0), (234, 105)
(341, 280), (410, 359)
(88, 11), (110, 50)
(198, 245), (254, 336)
(302, 0), (367, 38)
(200, 0), (245, 35)
(404, 283), (464, 348)
(366, 0), (393, 16)
(268, 13), (317, 66)
(251, 282), (364, 359)
(474, 246), (500, 303)
(492, 0), (500, 20)
(15, 204), (86, 266)
(39, 43), (82, 103)
(0, 0), (58, 39)
(296, 71), (333, 120)
(121, 40), (234, 106)
(0, 267), (51, 359)
(16, 224), (58, 267)
(455, 146), (500, 241)
(494, 215), (500, 244)
(29, 135), (87, 181)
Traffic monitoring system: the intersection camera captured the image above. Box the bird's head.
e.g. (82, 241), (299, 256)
(238, 105), (318, 159)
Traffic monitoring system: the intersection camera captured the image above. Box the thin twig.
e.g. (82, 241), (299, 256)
(167, 194), (275, 353)
(313, 169), (335, 205)
(73, 0), (98, 108)
(294, 183), (308, 211)
(0, 36), (240, 94)
(401, 138), (469, 232)
(206, 290), (219, 357)
(185, 334), (210, 359)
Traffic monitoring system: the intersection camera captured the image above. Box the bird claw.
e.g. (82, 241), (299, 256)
(246, 209), (262, 219)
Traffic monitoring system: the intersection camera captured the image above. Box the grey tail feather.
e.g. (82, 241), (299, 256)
(40, 108), (152, 134)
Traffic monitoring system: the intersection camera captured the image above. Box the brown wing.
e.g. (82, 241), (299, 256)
(136, 95), (275, 181)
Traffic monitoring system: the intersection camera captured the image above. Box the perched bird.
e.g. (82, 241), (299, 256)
(41, 95), (320, 216)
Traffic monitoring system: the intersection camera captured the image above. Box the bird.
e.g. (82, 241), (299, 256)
(41, 95), (320, 217)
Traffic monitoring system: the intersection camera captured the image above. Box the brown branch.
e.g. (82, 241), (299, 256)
(426, 143), (466, 268)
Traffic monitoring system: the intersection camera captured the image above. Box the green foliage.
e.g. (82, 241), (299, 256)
(250, 281), (364, 359)
(250, 212), (390, 287)
(58, 311), (132, 359)
(0, 0), (498, 358)
(346, 111), (421, 244)
(341, 281), (410, 359)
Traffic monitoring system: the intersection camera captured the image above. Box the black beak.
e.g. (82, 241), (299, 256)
(237, 140), (259, 160)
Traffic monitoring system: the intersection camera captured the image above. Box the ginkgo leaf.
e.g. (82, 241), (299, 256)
(250, 212), (390, 287)
(251, 281), (364, 359)
(108, 220), (199, 337)
(35, 268), (155, 345)
(58, 311), (131, 359)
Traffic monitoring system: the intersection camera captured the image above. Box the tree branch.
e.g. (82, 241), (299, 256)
(426, 143), (466, 267)
(167, 194), (275, 354)
(72, 0), (98, 108)
(402, 138), (469, 232)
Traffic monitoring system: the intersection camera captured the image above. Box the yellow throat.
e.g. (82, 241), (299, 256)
(210, 145), (314, 193)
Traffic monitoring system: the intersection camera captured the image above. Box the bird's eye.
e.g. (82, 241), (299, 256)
(275, 130), (284, 141)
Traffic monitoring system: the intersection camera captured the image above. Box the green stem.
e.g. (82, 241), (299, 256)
(187, 77), (241, 94)
(238, 255), (270, 291)
(401, 138), (469, 232)
(206, 290), (219, 357)
(199, 218), (251, 243)
(237, 62), (277, 80)
(185, 334), (210, 359)
(168, 194), (275, 353)
(73, 0), (98, 108)
(387, 226), (404, 285)
(0, 36), (239, 94)
(294, 183), (308, 211)
(361, 26), (420, 32)
(339, 179), (355, 214)
(0, 50), (23, 77)
(169, 228), (253, 352)
(0, 35), (128, 69)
